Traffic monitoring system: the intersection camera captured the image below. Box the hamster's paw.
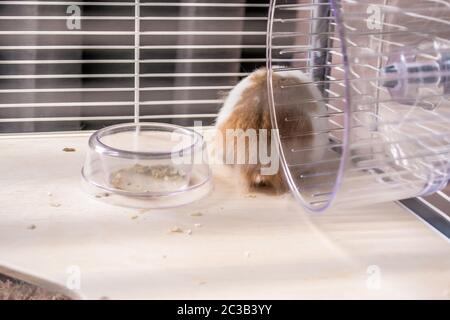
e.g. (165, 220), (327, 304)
(243, 165), (287, 195)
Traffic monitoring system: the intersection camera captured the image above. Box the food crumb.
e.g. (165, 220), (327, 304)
(27, 224), (36, 230)
(186, 229), (193, 235)
(245, 251), (251, 258)
(198, 281), (207, 286)
(245, 194), (257, 198)
(162, 254), (167, 259)
(47, 192), (53, 197)
(50, 203), (61, 208)
(62, 147), (76, 152)
(110, 164), (187, 193)
(95, 193), (110, 198)
(170, 226), (183, 233)
(131, 215), (138, 220)
(190, 212), (203, 217)
(99, 296), (110, 300)
(194, 223), (202, 228)
(139, 208), (151, 214)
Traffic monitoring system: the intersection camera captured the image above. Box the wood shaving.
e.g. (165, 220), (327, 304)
(95, 193), (110, 198)
(190, 212), (203, 217)
(170, 226), (183, 233)
(27, 224), (36, 230)
(62, 147), (76, 152)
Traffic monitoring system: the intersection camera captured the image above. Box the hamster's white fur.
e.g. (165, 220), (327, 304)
(215, 69), (262, 127)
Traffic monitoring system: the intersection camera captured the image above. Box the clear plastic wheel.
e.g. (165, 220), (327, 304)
(267, 0), (450, 212)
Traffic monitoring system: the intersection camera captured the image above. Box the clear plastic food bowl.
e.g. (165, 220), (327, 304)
(81, 123), (213, 208)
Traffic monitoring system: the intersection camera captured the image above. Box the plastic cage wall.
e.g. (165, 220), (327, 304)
(267, 0), (450, 212)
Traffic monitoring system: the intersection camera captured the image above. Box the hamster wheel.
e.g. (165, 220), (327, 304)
(267, 0), (450, 212)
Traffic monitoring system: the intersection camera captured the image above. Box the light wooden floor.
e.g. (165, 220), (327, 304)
(0, 133), (449, 299)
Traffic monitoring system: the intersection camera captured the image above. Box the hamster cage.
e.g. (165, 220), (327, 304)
(267, 0), (450, 212)
(1, 1), (449, 213)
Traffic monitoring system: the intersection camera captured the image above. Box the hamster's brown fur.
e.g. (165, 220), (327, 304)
(217, 68), (315, 194)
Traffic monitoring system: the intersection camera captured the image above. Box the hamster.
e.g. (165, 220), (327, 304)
(215, 67), (328, 195)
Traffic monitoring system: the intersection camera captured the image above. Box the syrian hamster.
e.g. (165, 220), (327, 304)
(215, 67), (328, 194)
